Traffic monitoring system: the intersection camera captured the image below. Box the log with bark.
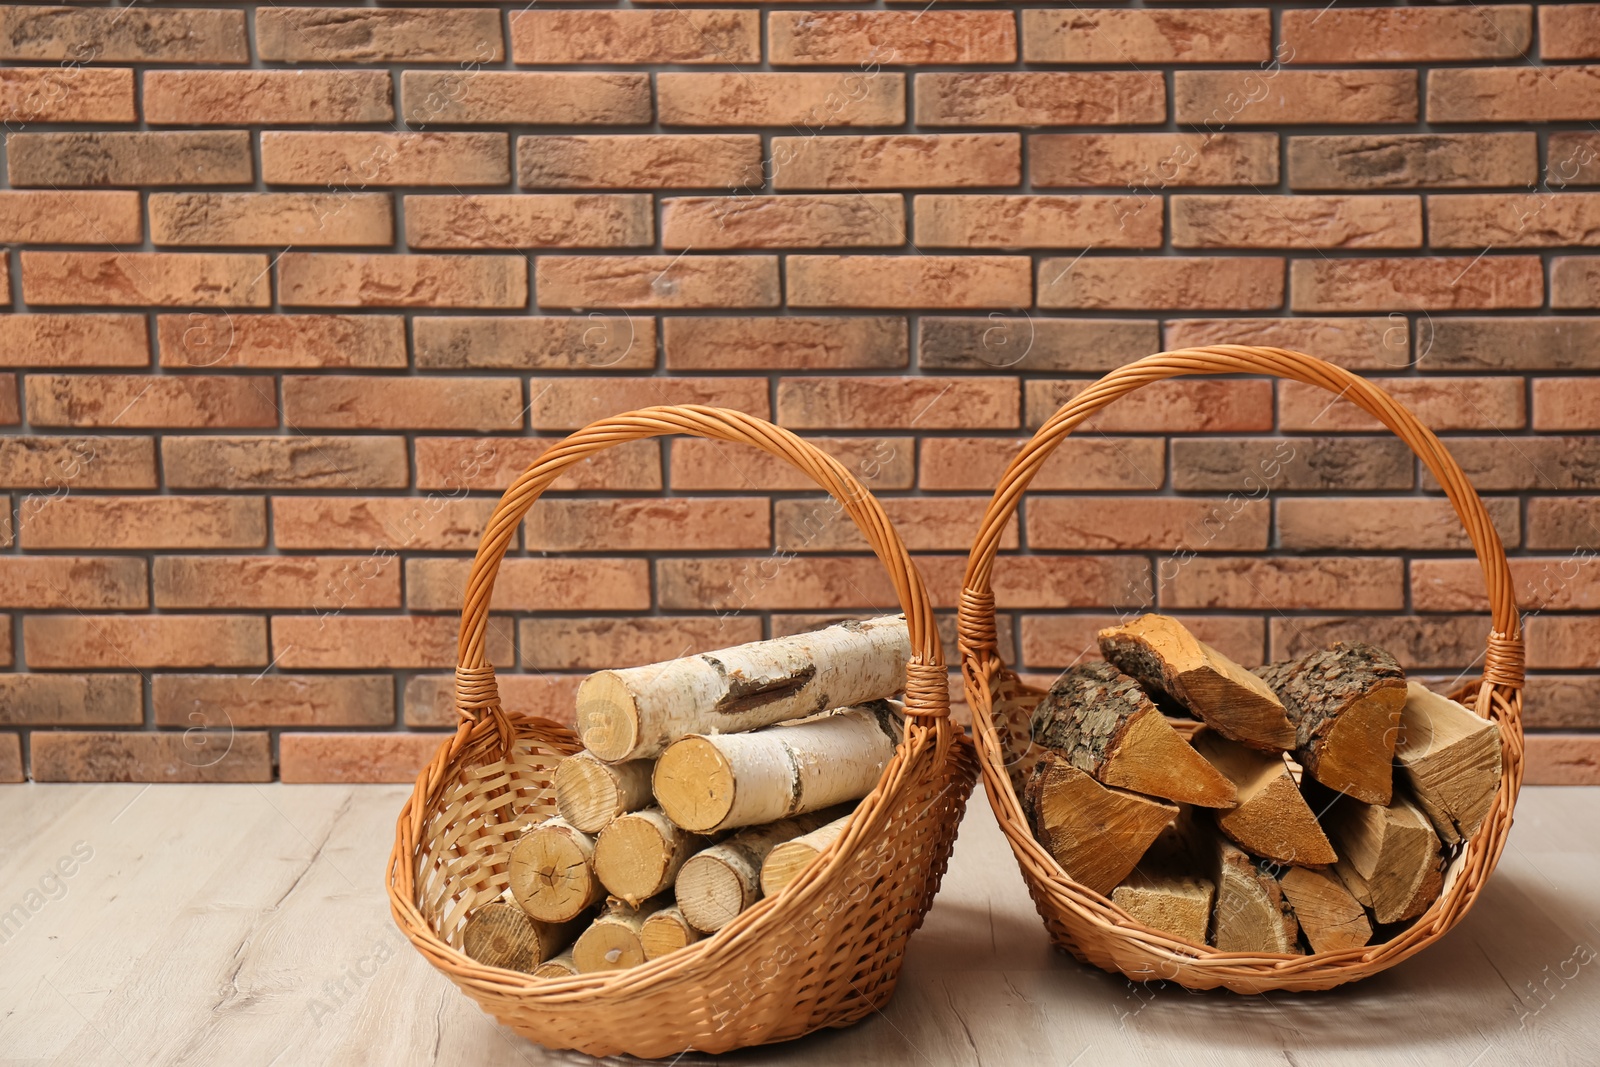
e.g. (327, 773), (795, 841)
(1191, 729), (1337, 867)
(675, 808), (849, 932)
(639, 905), (701, 961)
(1326, 792), (1444, 925)
(1024, 751), (1177, 896)
(654, 701), (899, 834)
(509, 817), (605, 923)
(592, 808), (704, 907)
(759, 813), (853, 897)
(1210, 838), (1302, 955)
(572, 896), (672, 973)
(555, 751), (654, 834)
(461, 891), (586, 972)
(1278, 866), (1372, 954)
(1254, 642), (1406, 805)
(1394, 681), (1502, 846)
(1098, 614), (1296, 752)
(1030, 661), (1237, 808)
(575, 615), (910, 761)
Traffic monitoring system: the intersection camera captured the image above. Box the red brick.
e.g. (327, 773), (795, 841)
(0, 735), (20, 783)
(280, 733), (444, 784)
(404, 672), (582, 729)
(921, 317), (1157, 372)
(665, 317), (904, 370)
(1415, 557), (1600, 613)
(0, 67), (134, 124)
(1550, 133), (1600, 187)
(1281, 376), (1525, 433)
(29, 732), (271, 784)
(926, 556), (1151, 612)
(1527, 498), (1600, 550)
(406, 557), (650, 612)
(915, 195), (1158, 250)
(0, 673), (140, 726)
(283, 375), (521, 431)
(0, 314), (147, 368)
(0, 375), (16, 424)
(0, 618), (10, 669)
(1543, 5), (1600, 60)
(153, 674), (393, 729)
(661, 194), (905, 249)
(1025, 379), (1273, 432)
(22, 251), (270, 308)
(1172, 195), (1421, 250)
(144, 70), (392, 125)
(1031, 496), (1269, 553)
(415, 316), (655, 371)
(0, 191), (140, 244)
(0, 557), (144, 609)
(658, 72), (905, 127)
(1532, 378), (1600, 430)
(1164, 317), (1411, 371)
(528, 376), (768, 429)
(1426, 437), (1600, 491)
(522, 616), (762, 672)
(25, 615), (267, 669)
(149, 192), (393, 247)
(414, 436), (662, 492)
(1023, 8), (1269, 64)
(163, 435), (407, 490)
(0, 6), (246, 62)
(1175, 70), (1417, 126)
(658, 556), (899, 611)
(916, 72), (1163, 126)
(403, 71), (650, 126)
(1426, 319), (1600, 371)
(262, 131), (509, 187)
(1021, 614), (1264, 671)
(26, 373), (277, 429)
(1522, 675), (1600, 729)
(7, 131), (253, 188)
(1279, 497), (1521, 552)
(671, 437), (913, 491)
(405, 194), (651, 250)
(519, 134), (760, 190)
(772, 133), (1019, 190)
(920, 436), (1165, 491)
(1173, 437), (1413, 492)
(1164, 557), (1405, 611)
(527, 498), (769, 551)
(777, 496), (1014, 553)
(1287, 133), (1538, 191)
(156, 314), (408, 369)
(1552, 256), (1600, 308)
(0, 436), (155, 489)
(770, 11), (1016, 65)
(1429, 65), (1600, 122)
(1291, 256), (1543, 311)
(511, 10), (757, 65)
(155, 555), (399, 611)
(1525, 736), (1600, 787)
(273, 615), (513, 670)
(536, 255), (777, 310)
(273, 496), (494, 552)
(1529, 616), (1600, 668)
(1040, 256), (1283, 311)
(788, 255), (1030, 309)
(20, 495), (265, 550)
(257, 7), (503, 63)
(1031, 133), (1278, 189)
(1282, 6), (1530, 62)
(1429, 193), (1600, 249)
(279, 252), (526, 309)
(778, 376), (1017, 430)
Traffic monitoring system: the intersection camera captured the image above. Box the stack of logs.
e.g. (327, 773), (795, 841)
(1025, 613), (1503, 955)
(460, 615), (913, 976)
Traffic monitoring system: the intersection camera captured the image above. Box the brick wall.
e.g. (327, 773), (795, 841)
(1, 2), (1597, 785)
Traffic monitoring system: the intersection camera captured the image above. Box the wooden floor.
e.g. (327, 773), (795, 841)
(1, 783), (1596, 1067)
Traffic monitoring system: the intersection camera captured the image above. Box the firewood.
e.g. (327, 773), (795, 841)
(1395, 681), (1503, 846)
(1030, 661), (1237, 808)
(1111, 813), (1215, 945)
(572, 896), (671, 973)
(461, 891), (585, 973)
(1191, 729), (1337, 868)
(1211, 838), (1302, 955)
(1255, 642), (1406, 805)
(592, 809), (704, 907)
(1278, 867), (1372, 954)
(575, 615), (910, 761)
(1098, 614), (1295, 752)
(675, 808), (848, 933)
(760, 813), (852, 897)
(1024, 751), (1177, 896)
(509, 817), (604, 923)
(555, 751), (654, 834)
(533, 953), (579, 979)
(654, 702), (899, 834)
(1326, 792), (1444, 925)
(639, 905), (701, 960)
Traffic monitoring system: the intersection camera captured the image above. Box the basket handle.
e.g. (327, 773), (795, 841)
(454, 406), (949, 753)
(958, 346), (1524, 716)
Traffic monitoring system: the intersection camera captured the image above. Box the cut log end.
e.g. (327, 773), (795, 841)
(1099, 707), (1239, 809)
(1313, 685), (1405, 806)
(639, 906), (700, 960)
(508, 818), (603, 924)
(653, 736), (735, 833)
(574, 671), (641, 763)
(593, 809), (696, 907)
(462, 902), (544, 973)
(571, 898), (667, 974)
(1212, 839), (1302, 955)
(533, 953), (580, 979)
(1113, 872), (1214, 947)
(676, 852), (750, 933)
(1327, 792), (1444, 925)
(555, 751), (654, 834)
(760, 814), (852, 897)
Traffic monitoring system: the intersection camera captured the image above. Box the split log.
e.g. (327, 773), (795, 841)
(1327, 792), (1444, 925)
(509, 817), (604, 923)
(555, 751), (654, 834)
(760, 813), (852, 897)
(639, 906), (701, 961)
(1255, 642), (1406, 805)
(593, 809), (703, 907)
(1211, 838), (1302, 954)
(576, 615), (910, 761)
(1278, 867), (1372, 955)
(1395, 681), (1502, 846)
(572, 896), (671, 973)
(675, 808), (848, 932)
(1030, 661), (1237, 808)
(533, 953), (579, 979)
(1111, 812), (1215, 945)
(1098, 614), (1295, 752)
(1191, 729), (1337, 867)
(1024, 751), (1177, 896)
(461, 892), (585, 973)
(654, 702), (899, 834)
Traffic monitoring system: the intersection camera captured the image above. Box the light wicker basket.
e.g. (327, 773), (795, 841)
(957, 346), (1525, 993)
(387, 406), (977, 1058)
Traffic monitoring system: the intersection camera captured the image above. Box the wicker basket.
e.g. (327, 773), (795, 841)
(387, 406), (977, 1058)
(957, 346), (1526, 993)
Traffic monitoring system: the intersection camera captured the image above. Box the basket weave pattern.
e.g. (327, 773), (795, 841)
(958, 347), (1526, 993)
(387, 406), (977, 1057)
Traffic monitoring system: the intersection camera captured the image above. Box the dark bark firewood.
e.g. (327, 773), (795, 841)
(1395, 681), (1502, 846)
(1326, 792), (1444, 925)
(1254, 642), (1406, 805)
(1192, 729), (1337, 868)
(1025, 751), (1178, 896)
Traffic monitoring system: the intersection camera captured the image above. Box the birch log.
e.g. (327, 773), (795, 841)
(461, 891), (585, 972)
(533, 953), (580, 979)
(639, 906), (701, 960)
(556, 752), (654, 834)
(675, 808), (849, 932)
(1024, 751), (1177, 896)
(760, 813), (853, 897)
(575, 615), (910, 761)
(654, 702), (899, 834)
(572, 897), (671, 973)
(509, 818), (604, 923)
(592, 809), (703, 906)
(1192, 729), (1337, 867)
(1394, 681), (1502, 846)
